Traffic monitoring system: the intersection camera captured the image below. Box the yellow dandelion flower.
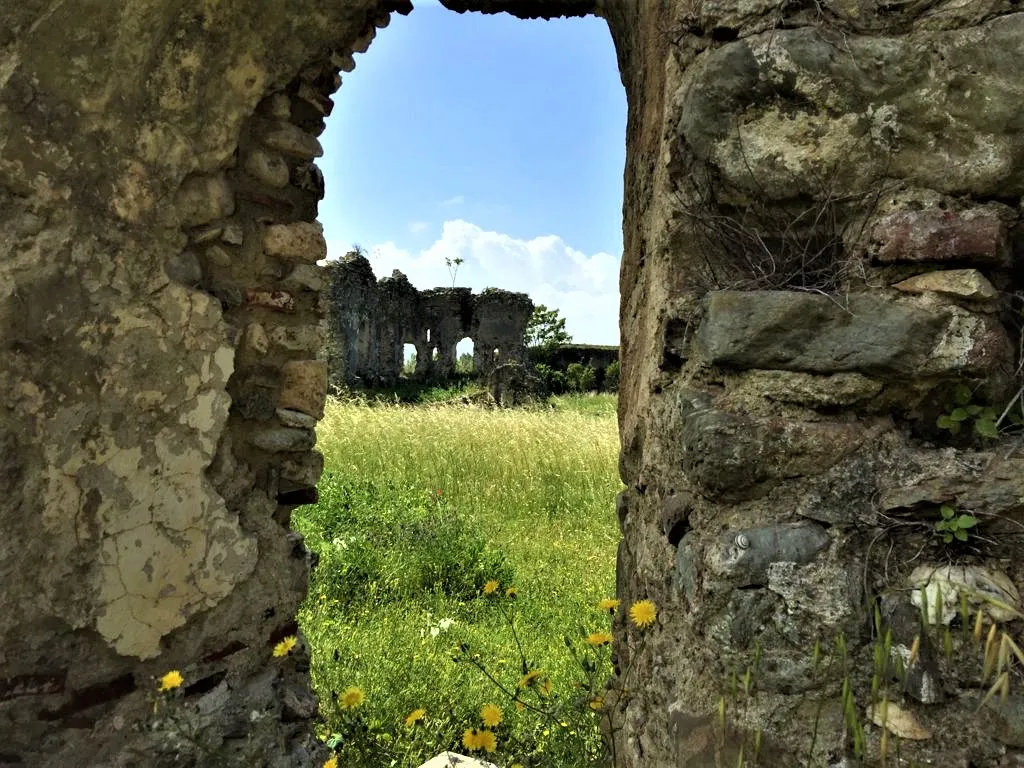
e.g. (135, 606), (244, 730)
(477, 729), (498, 753)
(322, 757), (338, 768)
(629, 599), (657, 629)
(589, 696), (605, 711)
(483, 580), (499, 596)
(463, 728), (481, 750)
(586, 631), (613, 647)
(539, 678), (553, 697)
(514, 700), (525, 712)
(404, 708), (426, 727)
(158, 670), (184, 692)
(505, 586), (518, 599)
(273, 635), (298, 657)
(598, 598), (620, 613)
(480, 703), (503, 727)
(518, 669), (543, 689)
(339, 686), (365, 709)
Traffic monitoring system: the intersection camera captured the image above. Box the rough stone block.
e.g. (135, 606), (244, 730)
(279, 450), (324, 492)
(767, 560), (863, 632)
(881, 594), (943, 704)
(667, 388), (866, 499)
(263, 222), (327, 264)
(262, 123), (323, 159)
(726, 370), (884, 409)
(284, 263), (326, 292)
(242, 323), (269, 355)
(893, 268), (999, 301)
(268, 326), (323, 353)
(249, 428), (316, 453)
(189, 224), (223, 245)
(276, 407), (317, 429)
(707, 521), (831, 587)
(221, 222), (245, 245)
(278, 360), (327, 419)
(245, 289), (295, 313)
(872, 207), (1009, 266)
(244, 148), (290, 188)
(985, 696), (1024, 748)
(205, 245), (232, 267)
(331, 51), (356, 72)
(164, 250), (202, 286)
(696, 290), (1010, 379)
(174, 172), (235, 228)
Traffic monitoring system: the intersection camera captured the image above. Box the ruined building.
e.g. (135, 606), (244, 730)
(325, 251), (533, 385)
(3, 0), (1024, 766)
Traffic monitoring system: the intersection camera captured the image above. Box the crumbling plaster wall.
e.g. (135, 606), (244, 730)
(326, 252), (533, 385)
(5, 0), (1024, 766)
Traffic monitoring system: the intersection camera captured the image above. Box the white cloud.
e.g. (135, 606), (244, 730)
(327, 219), (619, 345)
(439, 194), (465, 208)
(408, 220), (430, 234)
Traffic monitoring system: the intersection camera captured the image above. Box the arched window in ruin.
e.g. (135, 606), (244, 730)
(402, 343), (417, 377)
(456, 336), (474, 373)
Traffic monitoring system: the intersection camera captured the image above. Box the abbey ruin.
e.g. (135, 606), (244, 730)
(3, 0), (1024, 766)
(325, 251), (533, 385)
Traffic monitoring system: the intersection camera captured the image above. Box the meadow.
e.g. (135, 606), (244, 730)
(294, 393), (624, 767)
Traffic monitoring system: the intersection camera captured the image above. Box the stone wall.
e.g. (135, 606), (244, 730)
(613, 3), (1024, 767)
(3, 0), (1024, 766)
(325, 252), (533, 385)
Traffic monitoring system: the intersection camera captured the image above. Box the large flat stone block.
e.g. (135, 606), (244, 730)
(696, 290), (1009, 378)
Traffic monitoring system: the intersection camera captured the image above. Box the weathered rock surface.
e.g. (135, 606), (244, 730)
(893, 269), (1000, 301)
(675, 15), (1024, 199)
(696, 290), (1012, 379)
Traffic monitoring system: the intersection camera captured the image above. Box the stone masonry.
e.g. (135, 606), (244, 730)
(325, 251), (533, 385)
(3, 0), (1024, 767)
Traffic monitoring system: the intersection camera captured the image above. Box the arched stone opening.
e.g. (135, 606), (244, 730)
(456, 336), (475, 373)
(0, 2), (610, 764)
(402, 342), (418, 376)
(13, 0), (1024, 766)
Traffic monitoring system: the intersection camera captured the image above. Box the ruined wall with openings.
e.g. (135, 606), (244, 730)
(325, 251), (533, 385)
(4, 0), (1024, 766)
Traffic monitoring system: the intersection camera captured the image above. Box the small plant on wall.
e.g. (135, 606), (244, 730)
(933, 504), (977, 544)
(936, 383), (999, 439)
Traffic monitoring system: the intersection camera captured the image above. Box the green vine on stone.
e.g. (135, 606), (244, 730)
(934, 504), (977, 544)
(936, 383), (999, 439)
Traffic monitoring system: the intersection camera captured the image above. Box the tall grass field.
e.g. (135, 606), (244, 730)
(294, 394), (624, 767)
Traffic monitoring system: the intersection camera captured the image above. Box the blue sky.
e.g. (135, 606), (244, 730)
(317, 3), (626, 346)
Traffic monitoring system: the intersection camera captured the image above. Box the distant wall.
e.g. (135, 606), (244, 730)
(529, 343), (619, 372)
(325, 252), (534, 385)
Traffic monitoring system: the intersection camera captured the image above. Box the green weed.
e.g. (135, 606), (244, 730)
(295, 397), (622, 767)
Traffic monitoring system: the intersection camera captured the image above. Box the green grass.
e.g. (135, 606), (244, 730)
(295, 394), (623, 768)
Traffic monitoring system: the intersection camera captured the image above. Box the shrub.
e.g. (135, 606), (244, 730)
(534, 362), (568, 395)
(603, 361), (620, 393)
(566, 363), (597, 394)
(304, 477), (514, 607)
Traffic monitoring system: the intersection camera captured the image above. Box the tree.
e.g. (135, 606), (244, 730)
(445, 256), (464, 288)
(525, 304), (572, 350)
(455, 352), (474, 374)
